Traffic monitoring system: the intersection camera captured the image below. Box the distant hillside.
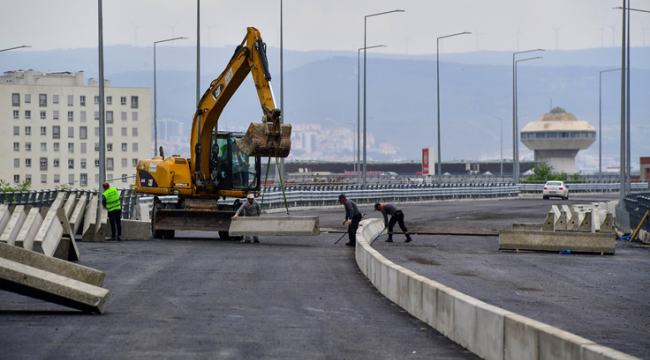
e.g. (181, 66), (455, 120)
(3, 45), (649, 170)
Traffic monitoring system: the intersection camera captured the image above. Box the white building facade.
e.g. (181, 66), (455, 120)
(0, 70), (151, 190)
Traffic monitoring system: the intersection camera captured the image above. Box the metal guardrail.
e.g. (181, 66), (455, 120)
(0, 189), (138, 219)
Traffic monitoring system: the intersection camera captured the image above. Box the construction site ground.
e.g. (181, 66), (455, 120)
(0, 193), (648, 359)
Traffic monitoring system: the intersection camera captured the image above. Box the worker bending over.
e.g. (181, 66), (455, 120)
(233, 193), (261, 243)
(339, 194), (362, 247)
(375, 203), (412, 243)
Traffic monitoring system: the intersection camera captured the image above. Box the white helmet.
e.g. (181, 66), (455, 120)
(247, 193), (255, 199)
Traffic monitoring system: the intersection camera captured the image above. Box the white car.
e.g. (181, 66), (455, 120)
(542, 181), (569, 200)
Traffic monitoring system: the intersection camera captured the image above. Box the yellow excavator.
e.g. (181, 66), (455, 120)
(135, 27), (292, 239)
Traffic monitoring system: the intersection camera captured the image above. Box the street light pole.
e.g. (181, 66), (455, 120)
(512, 49), (544, 184)
(363, 9), (404, 188)
(0, 45), (31, 53)
(358, 44), (386, 183)
(599, 68), (620, 182)
(494, 117), (503, 177)
(437, 32), (471, 183)
(515, 56), (542, 183)
(154, 37), (188, 156)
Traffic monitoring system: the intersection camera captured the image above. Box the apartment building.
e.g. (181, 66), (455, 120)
(0, 70), (151, 190)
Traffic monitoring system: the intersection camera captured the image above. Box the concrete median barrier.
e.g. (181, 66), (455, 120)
(0, 205), (26, 245)
(229, 216), (320, 236)
(498, 230), (615, 254)
(16, 207), (43, 250)
(69, 194), (87, 236)
(0, 204), (10, 234)
(81, 197), (97, 242)
(354, 218), (639, 360)
(120, 219), (151, 240)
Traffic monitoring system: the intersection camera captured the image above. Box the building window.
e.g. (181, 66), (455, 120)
(13, 142), (19, 151)
(40, 158), (47, 170)
(80, 111), (87, 122)
(68, 127), (74, 138)
(13, 158), (19, 168)
(25, 158), (31, 167)
(13, 175), (20, 183)
(121, 127), (127, 136)
(131, 96), (138, 109)
(81, 143), (87, 154)
(67, 95), (73, 106)
(81, 159), (87, 169)
(52, 126), (60, 139)
(121, 143), (127, 151)
(25, 126), (31, 136)
(132, 143), (139, 152)
(40, 143), (46, 151)
(121, 158), (127, 167)
(68, 159), (74, 169)
(41, 174), (47, 183)
(25, 174), (32, 183)
(53, 143), (60, 152)
(132, 112), (138, 121)
(120, 96), (126, 105)
(107, 96), (112, 105)
(40, 127), (46, 136)
(80, 174), (88, 186)
(121, 112), (127, 121)
(40, 111), (46, 119)
(132, 128), (138, 137)
(107, 174), (114, 182)
(106, 111), (114, 124)
(13, 110), (19, 119)
(107, 127), (113, 137)
(68, 143), (74, 153)
(13, 126), (19, 135)
(53, 110), (59, 120)
(132, 158), (138, 166)
(68, 174), (74, 185)
(68, 111), (73, 122)
(53, 158), (60, 167)
(95, 159), (100, 167)
(25, 110), (31, 119)
(94, 96), (100, 105)
(12, 93), (20, 106)
(39, 94), (47, 107)
(94, 143), (100, 151)
(80, 126), (87, 139)
(54, 174), (60, 183)
(107, 158), (114, 171)
(25, 143), (31, 151)
(107, 143), (113, 152)
(94, 111), (99, 120)
(53, 95), (59, 104)
(25, 94), (31, 103)
(80, 95), (86, 106)
(94, 127), (99, 137)
(121, 174), (128, 183)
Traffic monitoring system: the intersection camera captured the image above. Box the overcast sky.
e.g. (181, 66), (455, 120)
(2, 0), (649, 54)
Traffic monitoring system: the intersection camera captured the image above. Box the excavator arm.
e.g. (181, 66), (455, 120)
(191, 27), (291, 191)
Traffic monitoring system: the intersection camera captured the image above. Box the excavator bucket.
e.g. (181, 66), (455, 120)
(237, 122), (292, 158)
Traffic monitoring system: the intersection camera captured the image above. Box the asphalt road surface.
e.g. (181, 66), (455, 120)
(1, 193), (648, 359)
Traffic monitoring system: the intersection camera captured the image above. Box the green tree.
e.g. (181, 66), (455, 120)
(0, 179), (32, 192)
(531, 162), (554, 181)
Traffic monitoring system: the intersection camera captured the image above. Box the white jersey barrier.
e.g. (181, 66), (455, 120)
(354, 218), (639, 360)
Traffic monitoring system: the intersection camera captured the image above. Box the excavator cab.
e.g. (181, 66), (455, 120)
(210, 132), (261, 193)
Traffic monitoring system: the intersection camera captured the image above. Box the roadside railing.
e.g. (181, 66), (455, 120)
(519, 182), (649, 193)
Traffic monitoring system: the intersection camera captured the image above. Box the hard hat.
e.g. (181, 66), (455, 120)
(338, 194), (346, 200)
(374, 203), (381, 211)
(247, 193), (255, 199)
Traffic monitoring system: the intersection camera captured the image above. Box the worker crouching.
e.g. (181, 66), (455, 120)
(375, 203), (412, 243)
(233, 193), (261, 243)
(339, 194), (362, 247)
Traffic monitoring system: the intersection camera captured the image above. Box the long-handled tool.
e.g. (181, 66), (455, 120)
(370, 228), (387, 246)
(334, 214), (365, 244)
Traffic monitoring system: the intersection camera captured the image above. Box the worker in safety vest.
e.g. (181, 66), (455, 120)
(102, 182), (122, 241)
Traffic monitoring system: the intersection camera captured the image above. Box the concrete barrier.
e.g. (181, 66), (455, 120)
(0, 257), (110, 313)
(63, 193), (77, 219)
(94, 207), (107, 242)
(0, 204), (10, 234)
(498, 230), (615, 254)
(354, 218), (639, 360)
(229, 216), (320, 236)
(120, 219), (151, 240)
(16, 207), (43, 250)
(81, 196), (98, 242)
(0, 205), (26, 245)
(69, 194), (87, 236)
(33, 203), (64, 256)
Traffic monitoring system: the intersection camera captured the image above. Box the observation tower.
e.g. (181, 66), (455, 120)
(520, 107), (596, 174)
